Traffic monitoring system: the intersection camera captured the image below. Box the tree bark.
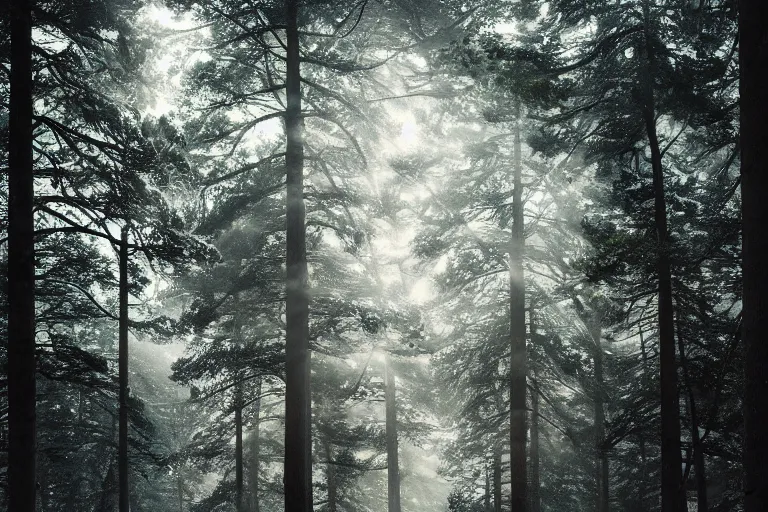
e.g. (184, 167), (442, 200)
(637, 327), (650, 512)
(493, 445), (502, 512)
(324, 442), (337, 512)
(530, 385), (541, 512)
(236, 389), (244, 512)
(386, 354), (402, 512)
(485, 464), (492, 512)
(177, 474), (185, 512)
(249, 379), (262, 512)
(119, 227), (130, 512)
(676, 316), (707, 512)
(94, 461), (117, 512)
(284, 0), (312, 511)
(8, 0), (36, 510)
(509, 99), (528, 512)
(591, 317), (609, 512)
(528, 312), (541, 512)
(740, 1), (768, 511)
(640, 4), (683, 510)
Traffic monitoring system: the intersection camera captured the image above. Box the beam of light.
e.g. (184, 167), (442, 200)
(400, 119), (419, 143)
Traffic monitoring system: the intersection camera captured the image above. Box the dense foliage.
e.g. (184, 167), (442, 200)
(1, 1), (764, 512)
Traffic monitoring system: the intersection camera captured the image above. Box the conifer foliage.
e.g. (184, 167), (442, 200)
(1, 1), (765, 512)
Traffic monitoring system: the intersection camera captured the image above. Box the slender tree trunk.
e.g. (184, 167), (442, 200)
(94, 462), (118, 512)
(177, 475), (184, 512)
(740, 1), (768, 511)
(528, 312), (541, 512)
(8, 0), (36, 510)
(640, 5), (683, 510)
(591, 318), (609, 512)
(676, 316), (707, 512)
(638, 437), (649, 511)
(485, 464), (492, 512)
(78, 389), (85, 430)
(118, 227), (130, 512)
(249, 379), (262, 512)
(509, 99), (528, 512)
(637, 327), (650, 512)
(324, 442), (337, 512)
(692, 412), (706, 512)
(235, 389), (244, 512)
(385, 355), (401, 512)
(530, 386), (541, 512)
(284, 0), (311, 510)
(493, 446), (502, 512)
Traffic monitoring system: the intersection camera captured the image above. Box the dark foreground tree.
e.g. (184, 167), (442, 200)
(740, 0), (768, 510)
(7, 0), (36, 510)
(283, 0), (312, 510)
(119, 228), (130, 512)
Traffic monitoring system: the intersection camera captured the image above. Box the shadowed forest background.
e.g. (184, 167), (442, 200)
(2, 1), (768, 512)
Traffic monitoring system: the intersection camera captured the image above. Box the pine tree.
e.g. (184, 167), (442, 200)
(740, 0), (768, 510)
(6, 0), (36, 510)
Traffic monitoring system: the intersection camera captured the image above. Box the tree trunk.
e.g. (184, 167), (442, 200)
(509, 99), (528, 512)
(249, 379), (262, 512)
(637, 328), (650, 512)
(485, 464), (492, 512)
(676, 316), (707, 512)
(493, 446), (502, 512)
(119, 227), (130, 512)
(530, 386), (541, 512)
(528, 312), (541, 512)
(591, 318), (609, 512)
(236, 391), (244, 512)
(386, 354), (402, 512)
(691, 410), (707, 512)
(324, 442), (337, 512)
(640, 5), (683, 510)
(740, 1), (768, 511)
(8, 0), (36, 510)
(284, 0), (312, 511)
(94, 462), (118, 512)
(177, 474), (185, 512)
(638, 436), (649, 511)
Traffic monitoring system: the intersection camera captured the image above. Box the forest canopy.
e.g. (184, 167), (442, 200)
(2, 1), (767, 512)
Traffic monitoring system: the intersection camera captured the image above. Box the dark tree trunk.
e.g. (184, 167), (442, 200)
(692, 411), (707, 512)
(509, 100), (528, 512)
(493, 446), (502, 512)
(637, 328), (650, 512)
(249, 380), (262, 512)
(94, 462), (118, 512)
(485, 464), (492, 512)
(640, 4), (683, 510)
(528, 313), (541, 512)
(591, 318), (609, 512)
(118, 227), (130, 512)
(740, 1), (768, 511)
(386, 355), (401, 512)
(235, 393), (244, 512)
(283, 0), (312, 511)
(676, 316), (707, 512)
(638, 436), (649, 511)
(8, 0), (36, 510)
(177, 475), (184, 512)
(324, 442), (337, 512)
(530, 385), (541, 512)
